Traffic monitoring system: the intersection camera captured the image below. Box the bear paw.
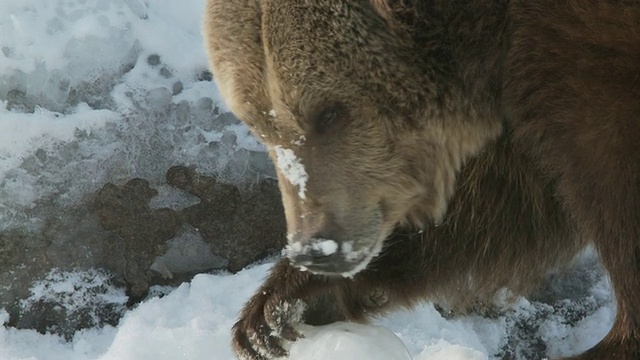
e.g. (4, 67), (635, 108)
(232, 291), (306, 359)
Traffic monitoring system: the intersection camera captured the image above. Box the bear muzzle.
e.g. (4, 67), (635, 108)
(284, 232), (382, 277)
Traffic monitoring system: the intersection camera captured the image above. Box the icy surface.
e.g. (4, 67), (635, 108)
(274, 146), (308, 199)
(0, 0), (271, 234)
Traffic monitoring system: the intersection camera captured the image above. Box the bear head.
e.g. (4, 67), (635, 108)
(204, 0), (501, 276)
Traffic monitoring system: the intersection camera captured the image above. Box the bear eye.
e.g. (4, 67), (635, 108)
(314, 103), (346, 134)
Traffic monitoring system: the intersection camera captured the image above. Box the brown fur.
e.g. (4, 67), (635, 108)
(203, 0), (640, 359)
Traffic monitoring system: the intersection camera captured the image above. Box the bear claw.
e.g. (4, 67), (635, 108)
(232, 292), (306, 359)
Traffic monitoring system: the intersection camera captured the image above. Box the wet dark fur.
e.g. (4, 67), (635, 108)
(203, 1), (640, 359)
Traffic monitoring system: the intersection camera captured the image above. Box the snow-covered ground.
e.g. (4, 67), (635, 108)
(0, 258), (615, 360)
(0, 0), (615, 359)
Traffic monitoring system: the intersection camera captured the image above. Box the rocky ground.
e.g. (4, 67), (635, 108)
(1, 161), (285, 339)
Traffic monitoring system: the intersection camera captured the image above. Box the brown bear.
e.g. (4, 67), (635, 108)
(202, 0), (640, 359)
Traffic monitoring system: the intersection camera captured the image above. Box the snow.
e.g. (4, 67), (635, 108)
(338, 239), (386, 279)
(20, 269), (128, 319)
(0, 0), (269, 232)
(274, 146), (309, 199)
(285, 239), (339, 258)
(314, 239), (339, 256)
(0, 260), (615, 360)
(0, 0), (617, 359)
(341, 240), (367, 261)
(289, 323), (412, 360)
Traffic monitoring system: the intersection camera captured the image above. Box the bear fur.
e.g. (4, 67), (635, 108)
(203, 1), (640, 359)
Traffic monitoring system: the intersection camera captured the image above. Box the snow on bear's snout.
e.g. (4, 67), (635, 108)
(274, 145), (309, 200)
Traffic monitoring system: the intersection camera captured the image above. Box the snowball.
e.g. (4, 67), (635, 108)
(289, 323), (412, 360)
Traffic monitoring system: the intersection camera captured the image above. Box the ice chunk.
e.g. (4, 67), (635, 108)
(148, 185), (200, 211)
(150, 226), (229, 276)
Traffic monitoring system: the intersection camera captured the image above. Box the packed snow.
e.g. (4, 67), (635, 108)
(0, 0), (616, 359)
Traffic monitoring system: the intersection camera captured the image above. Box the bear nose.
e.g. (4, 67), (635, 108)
(291, 249), (342, 269)
(287, 229), (349, 273)
(292, 250), (355, 275)
(286, 231), (374, 276)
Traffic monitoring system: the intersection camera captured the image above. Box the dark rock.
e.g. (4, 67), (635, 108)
(0, 161), (285, 337)
(167, 166), (286, 272)
(92, 179), (181, 301)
